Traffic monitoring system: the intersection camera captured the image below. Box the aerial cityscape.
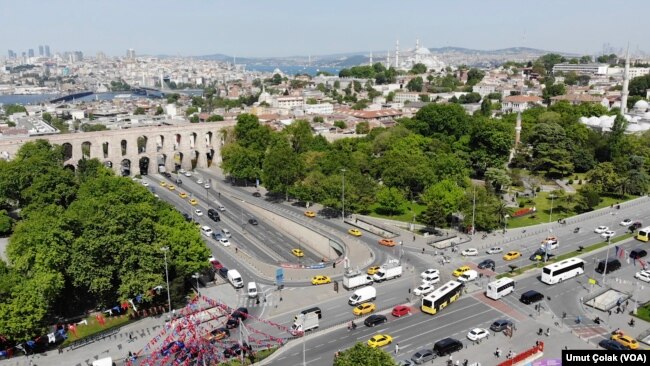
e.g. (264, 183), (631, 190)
(1, 1), (650, 366)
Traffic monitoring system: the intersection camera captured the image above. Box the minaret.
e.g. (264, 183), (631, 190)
(395, 40), (400, 68)
(621, 45), (630, 115)
(515, 112), (522, 146)
(416, 38), (420, 50)
(369, 51), (373, 66)
(386, 51), (391, 69)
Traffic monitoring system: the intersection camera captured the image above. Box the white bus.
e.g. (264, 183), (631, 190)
(541, 258), (585, 284)
(421, 280), (464, 315)
(486, 278), (515, 300)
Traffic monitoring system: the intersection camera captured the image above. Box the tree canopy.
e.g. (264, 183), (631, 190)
(0, 141), (209, 340)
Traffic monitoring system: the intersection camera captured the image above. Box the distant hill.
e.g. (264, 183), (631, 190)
(193, 46), (578, 68)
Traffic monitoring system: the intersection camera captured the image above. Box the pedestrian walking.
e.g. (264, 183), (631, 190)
(545, 328), (550, 336)
(413, 235), (416, 241)
(495, 348), (500, 358)
(422, 248), (425, 254)
(395, 343), (399, 355)
(128, 333), (133, 343)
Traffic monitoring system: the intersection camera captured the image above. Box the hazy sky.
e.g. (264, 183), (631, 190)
(1, 0), (646, 58)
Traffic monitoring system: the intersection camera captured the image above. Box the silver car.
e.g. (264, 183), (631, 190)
(411, 349), (435, 364)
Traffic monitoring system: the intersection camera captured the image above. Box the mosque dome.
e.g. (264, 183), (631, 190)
(633, 99), (649, 112)
(415, 47), (432, 55)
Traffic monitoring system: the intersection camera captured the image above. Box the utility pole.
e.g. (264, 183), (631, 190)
(471, 185), (476, 236)
(161, 247), (172, 316)
(341, 168), (347, 222)
(549, 194), (555, 224)
(602, 237), (611, 285)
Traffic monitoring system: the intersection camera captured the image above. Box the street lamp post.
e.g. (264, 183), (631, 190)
(192, 272), (200, 296)
(549, 194), (556, 224)
(161, 247), (172, 315)
(503, 214), (509, 234)
(341, 168), (347, 222)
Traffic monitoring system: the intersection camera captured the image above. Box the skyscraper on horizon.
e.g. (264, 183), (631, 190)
(44, 45), (50, 57)
(126, 48), (136, 59)
(28, 49), (34, 58)
(38, 45), (44, 56)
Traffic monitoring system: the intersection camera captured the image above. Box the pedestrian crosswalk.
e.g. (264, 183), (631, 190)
(236, 293), (275, 308)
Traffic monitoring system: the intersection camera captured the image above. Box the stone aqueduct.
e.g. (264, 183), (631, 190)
(0, 122), (235, 176)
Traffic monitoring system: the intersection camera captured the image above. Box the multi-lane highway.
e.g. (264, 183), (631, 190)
(272, 236), (649, 366)
(145, 173), (325, 264)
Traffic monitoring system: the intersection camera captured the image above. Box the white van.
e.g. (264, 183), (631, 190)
(247, 282), (258, 298)
(216, 202), (226, 212)
(348, 286), (376, 305)
(221, 228), (231, 238)
(227, 269), (244, 288)
(201, 226), (213, 237)
(458, 269), (478, 283)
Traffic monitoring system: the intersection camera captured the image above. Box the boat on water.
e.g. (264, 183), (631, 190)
(114, 94), (132, 99)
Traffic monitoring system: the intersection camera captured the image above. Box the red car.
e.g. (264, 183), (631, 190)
(391, 305), (410, 317)
(210, 259), (223, 270)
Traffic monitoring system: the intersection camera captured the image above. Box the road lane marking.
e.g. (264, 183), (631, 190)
(397, 308), (496, 344)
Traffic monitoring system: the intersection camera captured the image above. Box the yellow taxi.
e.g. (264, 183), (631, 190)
(367, 334), (393, 348)
(159, 181), (167, 187)
(311, 275), (331, 285)
(189, 199), (198, 206)
(292, 249), (304, 257)
(378, 239), (396, 247)
(611, 333), (639, 349)
(179, 192), (188, 199)
(348, 228), (362, 237)
(353, 303), (376, 316)
(367, 266), (380, 275)
(167, 184), (175, 191)
(304, 211), (316, 218)
(503, 251), (521, 261)
(452, 265), (471, 277)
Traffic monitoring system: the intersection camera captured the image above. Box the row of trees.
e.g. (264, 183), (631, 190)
(0, 141), (210, 340)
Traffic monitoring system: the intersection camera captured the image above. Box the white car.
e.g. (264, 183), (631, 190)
(601, 230), (616, 239)
(219, 238), (231, 247)
(184, 172), (192, 177)
(620, 219), (633, 226)
(486, 247), (503, 254)
(197, 179), (204, 185)
(461, 248), (478, 256)
(635, 270), (650, 282)
(179, 169), (186, 174)
(420, 269), (440, 279)
(141, 181), (149, 187)
(413, 284), (435, 296)
(467, 328), (489, 341)
(195, 209), (203, 216)
(594, 226), (609, 234)
(204, 184), (210, 189)
(208, 255), (217, 263)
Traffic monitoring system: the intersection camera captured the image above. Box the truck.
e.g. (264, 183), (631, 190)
(290, 313), (319, 335)
(348, 286), (376, 306)
(372, 260), (402, 282)
(342, 270), (373, 290)
(92, 357), (114, 366)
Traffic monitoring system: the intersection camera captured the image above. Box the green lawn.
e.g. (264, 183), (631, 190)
(62, 312), (133, 346)
(367, 201), (426, 223)
(507, 192), (638, 229)
(635, 303), (650, 322)
(497, 234), (633, 278)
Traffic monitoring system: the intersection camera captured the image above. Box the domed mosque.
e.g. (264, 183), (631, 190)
(579, 49), (650, 133)
(399, 39), (446, 72)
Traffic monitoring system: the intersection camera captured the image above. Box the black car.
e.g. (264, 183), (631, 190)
(478, 259), (495, 270)
(163, 172), (172, 178)
(520, 290), (544, 304)
(181, 213), (191, 222)
(248, 218), (258, 225)
(223, 342), (249, 358)
(631, 222), (643, 230)
(529, 249), (555, 261)
(599, 339), (627, 351)
(364, 314), (387, 327)
(490, 319), (513, 332)
(226, 318), (240, 329)
(175, 178), (183, 185)
(252, 191), (261, 197)
(218, 267), (229, 278)
(232, 307), (249, 320)
(629, 249), (647, 259)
